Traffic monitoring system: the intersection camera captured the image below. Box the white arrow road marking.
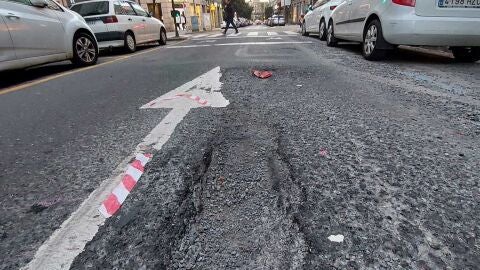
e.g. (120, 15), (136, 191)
(24, 67), (228, 270)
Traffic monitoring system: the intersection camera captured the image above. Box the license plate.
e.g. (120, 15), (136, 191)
(438, 0), (480, 8)
(87, 21), (97, 25)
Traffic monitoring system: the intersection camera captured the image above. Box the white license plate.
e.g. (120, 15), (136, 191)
(87, 21), (97, 25)
(438, 0), (480, 8)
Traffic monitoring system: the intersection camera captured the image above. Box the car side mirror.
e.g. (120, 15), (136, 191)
(31, 0), (48, 8)
(148, 11), (153, 17)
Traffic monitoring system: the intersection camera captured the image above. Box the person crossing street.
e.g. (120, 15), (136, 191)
(222, 0), (238, 35)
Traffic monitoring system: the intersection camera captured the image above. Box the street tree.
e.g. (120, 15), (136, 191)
(264, 6), (273, 18)
(231, 0), (253, 19)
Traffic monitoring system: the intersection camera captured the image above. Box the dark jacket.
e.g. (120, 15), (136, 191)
(224, 4), (234, 20)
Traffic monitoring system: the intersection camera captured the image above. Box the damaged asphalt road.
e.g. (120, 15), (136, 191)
(1, 27), (479, 269)
(71, 65), (479, 269)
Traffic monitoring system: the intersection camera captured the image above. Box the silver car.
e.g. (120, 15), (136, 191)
(0, 0), (99, 71)
(328, 0), (480, 61)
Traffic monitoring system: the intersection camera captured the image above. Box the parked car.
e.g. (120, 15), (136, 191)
(327, 0), (480, 62)
(0, 0), (99, 72)
(71, 0), (167, 53)
(269, 15), (285, 26)
(302, 0), (342, 40)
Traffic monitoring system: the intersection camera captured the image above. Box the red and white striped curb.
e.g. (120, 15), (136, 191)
(98, 153), (152, 218)
(146, 93), (208, 107)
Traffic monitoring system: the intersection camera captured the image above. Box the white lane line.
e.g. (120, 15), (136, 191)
(267, 32), (279, 36)
(284, 31), (298, 35)
(167, 41), (312, 49)
(167, 44), (211, 48)
(247, 32), (259, 36)
(215, 41), (312, 46)
(209, 33), (224, 38)
(192, 34), (209, 38)
(228, 32), (241, 37)
(24, 67), (229, 270)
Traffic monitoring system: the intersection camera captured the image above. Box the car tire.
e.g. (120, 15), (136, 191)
(72, 32), (98, 66)
(124, 32), (136, 53)
(451, 47), (480, 63)
(319, 19), (327, 41)
(326, 21), (337, 47)
(362, 19), (388, 61)
(158, 28), (167, 45)
(301, 23), (309, 36)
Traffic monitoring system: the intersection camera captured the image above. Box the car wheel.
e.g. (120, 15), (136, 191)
(326, 21), (337, 47)
(124, 32), (136, 53)
(451, 47), (480, 62)
(319, 20), (327, 41)
(301, 23), (309, 36)
(362, 19), (388, 61)
(158, 28), (167, 45)
(72, 32), (98, 66)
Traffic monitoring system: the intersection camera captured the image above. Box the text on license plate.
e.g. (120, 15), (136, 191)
(87, 21), (97, 25)
(438, 0), (480, 8)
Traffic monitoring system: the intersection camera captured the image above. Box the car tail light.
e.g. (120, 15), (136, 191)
(330, 5), (337, 10)
(392, 0), (416, 6)
(102, 16), (118, 23)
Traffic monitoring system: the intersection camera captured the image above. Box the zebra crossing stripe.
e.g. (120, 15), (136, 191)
(193, 34), (209, 38)
(284, 31), (297, 35)
(247, 32), (259, 36)
(228, 32), (241, 37)
(209, 33), (224, 38)
(267, 32), (279, 36)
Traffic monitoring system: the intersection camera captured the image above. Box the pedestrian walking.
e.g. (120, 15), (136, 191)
(181, 12), (187, 30)
(222, 0), (238, 34)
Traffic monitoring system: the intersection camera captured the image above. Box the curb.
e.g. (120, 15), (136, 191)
(167, 36), (189, 41)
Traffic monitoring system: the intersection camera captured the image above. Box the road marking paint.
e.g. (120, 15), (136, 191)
(267, 32), (279, 36)
(208, 33), (224, 38)
(214, 41), (312, 46)
(284, 31), (297, 35)
(168, 41), (313, 49)
(247, 32), (259, 36)
(227, 32), (241, 37)
(167, 44), (212, 48)
(24, 67), (228, 270)
(0, 39), (191, 96)
(192, 34), (209, 38)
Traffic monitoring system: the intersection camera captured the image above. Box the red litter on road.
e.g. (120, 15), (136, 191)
(252, 70), (272, 79)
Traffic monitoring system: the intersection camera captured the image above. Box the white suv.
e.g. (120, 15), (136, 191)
(328, 0), (480, 62)
(71, 0), (167, 52)
(0, 0), (99, 71)
(302, 0), (343, 40)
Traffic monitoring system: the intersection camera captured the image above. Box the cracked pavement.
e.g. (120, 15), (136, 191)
(1, 26), (479, 269)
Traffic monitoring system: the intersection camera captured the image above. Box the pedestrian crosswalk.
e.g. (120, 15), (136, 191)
(191, 31), (299, 39)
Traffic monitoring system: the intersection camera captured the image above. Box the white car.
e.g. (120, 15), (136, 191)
(302, 0), (343, 40)
(0, 0), (99, 72)
(71, 0), (167, 52)
(269, 15), (285, 26)
(328, 0), (480, 62)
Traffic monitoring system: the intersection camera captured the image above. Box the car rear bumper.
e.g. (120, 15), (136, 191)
(95, 31), (124, 42)
(382, 8), (480, 46)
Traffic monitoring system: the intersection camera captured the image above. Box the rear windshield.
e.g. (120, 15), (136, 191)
(71, 1), (109, 16)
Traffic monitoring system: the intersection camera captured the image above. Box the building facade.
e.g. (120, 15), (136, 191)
(66, 0), (223, 32)
(289, 0), (310, 24)
(248, 0), (266, 20)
